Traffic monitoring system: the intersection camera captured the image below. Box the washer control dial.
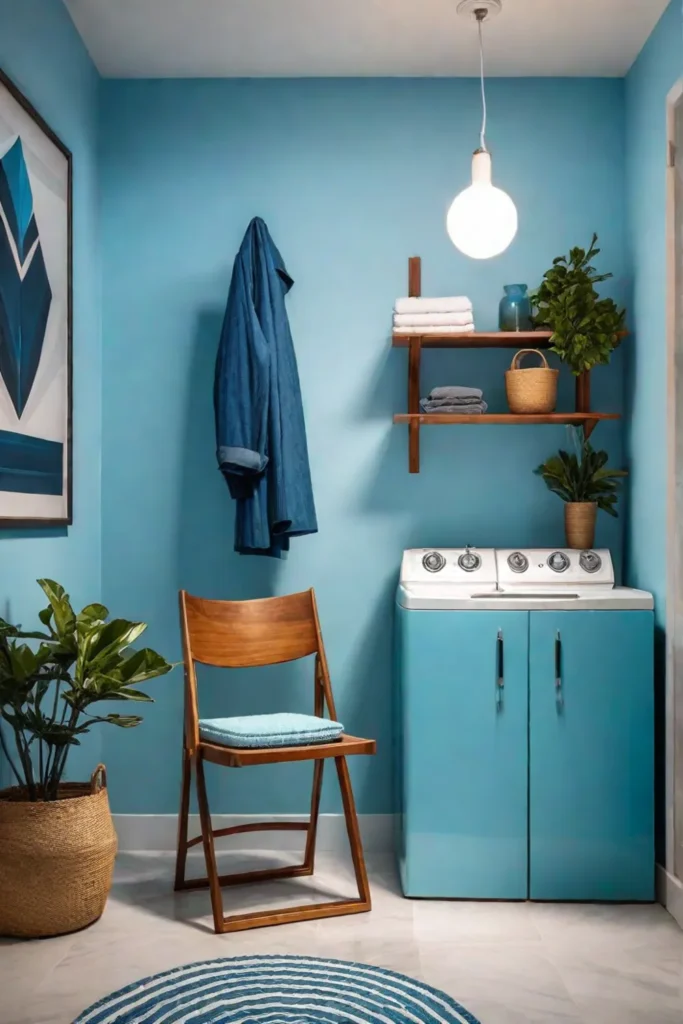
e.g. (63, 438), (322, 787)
(579, 550), (602, 574)
(508, 552), (529, 573)
(422, 551), (446, 573)
(548, 551), (570, 573)
(458, 551), (481, 572)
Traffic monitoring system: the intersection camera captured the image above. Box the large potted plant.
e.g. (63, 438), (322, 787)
(535, 433), (626, 549)
(531, 234), (626, 375)
(0, 580), (172, 938)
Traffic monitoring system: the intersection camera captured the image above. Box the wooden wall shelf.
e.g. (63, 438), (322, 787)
(395, 256), (621, 473)
(394, 413), (619, 427)
(392, 331), (553, 348)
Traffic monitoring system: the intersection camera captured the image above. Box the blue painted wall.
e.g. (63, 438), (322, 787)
(0, 0), (102, 786)
(625, 0), (682, 868)
(625, 0), (682, 624)
(100, 77), (628, 814)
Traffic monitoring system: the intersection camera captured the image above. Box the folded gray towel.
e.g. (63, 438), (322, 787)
(421, 396), (484, 409)
(420, 401), (488, 414)
(429, 386), (483, 401)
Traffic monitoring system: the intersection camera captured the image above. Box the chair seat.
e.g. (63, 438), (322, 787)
(199, 712), (344, 749)
(201, 733), (376, 767)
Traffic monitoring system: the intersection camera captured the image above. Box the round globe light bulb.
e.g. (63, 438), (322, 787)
(447, 150), (518, 260)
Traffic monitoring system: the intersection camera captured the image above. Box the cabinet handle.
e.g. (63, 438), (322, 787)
(555, 630), (564, 710)
(496, 630), (504, 709)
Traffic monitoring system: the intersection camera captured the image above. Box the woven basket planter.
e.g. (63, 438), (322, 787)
(565, 502), (597, 550)
(0, 764), (117, 938)
(505, 348), (559, 414)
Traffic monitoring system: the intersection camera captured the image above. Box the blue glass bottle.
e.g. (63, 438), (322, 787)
(499, 284), (532, 331)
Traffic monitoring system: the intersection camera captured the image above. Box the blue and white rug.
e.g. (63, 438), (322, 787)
(73, 955), (481, 1024)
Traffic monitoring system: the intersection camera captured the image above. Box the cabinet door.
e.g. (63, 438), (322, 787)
(529, 610), (654, 901)
(399, 608), (529, 898)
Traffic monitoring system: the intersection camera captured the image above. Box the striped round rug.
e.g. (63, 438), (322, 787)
(74, 955), (481, 1024)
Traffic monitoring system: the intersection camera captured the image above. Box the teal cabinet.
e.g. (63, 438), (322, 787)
(397, 603), (654, 901)
(529, 610), (654, 901)
(397, 606), (529, 898)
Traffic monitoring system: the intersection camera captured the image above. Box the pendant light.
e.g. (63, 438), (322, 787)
(447, 1), (518, 260)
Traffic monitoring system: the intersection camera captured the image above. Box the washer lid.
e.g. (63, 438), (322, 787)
(397, 584), (653, 611)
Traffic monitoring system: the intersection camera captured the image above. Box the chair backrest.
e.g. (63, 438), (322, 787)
(180, 590), (319, 668)
(178, 589), (336, 750)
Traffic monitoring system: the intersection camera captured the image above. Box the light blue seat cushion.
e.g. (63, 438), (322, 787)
(199, 712), (345, 749)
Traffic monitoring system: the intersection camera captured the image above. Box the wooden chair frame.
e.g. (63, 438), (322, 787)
(174, 588), (375, 933)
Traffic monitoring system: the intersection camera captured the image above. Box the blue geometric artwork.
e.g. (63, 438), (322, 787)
(0, 69), (71, 523)
(0, 428), (62, 494)
(0, 137), (52, 419)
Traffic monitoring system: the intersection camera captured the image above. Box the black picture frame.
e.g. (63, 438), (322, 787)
(0, 67), (73, 528)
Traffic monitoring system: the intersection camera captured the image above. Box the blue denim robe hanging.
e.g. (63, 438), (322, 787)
(214, 218), (318, 556)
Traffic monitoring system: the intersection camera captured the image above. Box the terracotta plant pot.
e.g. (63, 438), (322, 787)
(565, 502), (597, 550)
(0, 765), (117, 938)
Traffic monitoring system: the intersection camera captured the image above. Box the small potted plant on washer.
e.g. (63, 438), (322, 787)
(531, 233), (626, 375)
(0, 580), (172, 939)
(535, 431), (627, 549)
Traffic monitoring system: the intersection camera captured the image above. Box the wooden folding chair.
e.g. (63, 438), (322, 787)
(174, 588), (376, 933)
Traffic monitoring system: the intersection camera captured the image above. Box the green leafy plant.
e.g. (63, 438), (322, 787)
(535, 433), (626, 516)
(0, 580), (173, 802)
(531, 234), (626, 375)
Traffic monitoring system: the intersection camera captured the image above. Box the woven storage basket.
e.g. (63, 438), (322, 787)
(505, 348), (559, 414)
(0, 764), (117, 938)
(565, 502), (597, 550)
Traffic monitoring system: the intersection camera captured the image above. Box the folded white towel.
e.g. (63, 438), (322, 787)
(394, 311), (474, 328)
(395, 296), (473, 315)
(393, 324), (475, 335)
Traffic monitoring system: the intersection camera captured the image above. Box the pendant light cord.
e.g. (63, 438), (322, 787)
(477, 14), (488, 152)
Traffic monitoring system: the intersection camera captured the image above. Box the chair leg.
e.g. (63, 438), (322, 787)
(195, 753), (226, 934)
(303, 758), (324, 873)
(174, 753), (371, 934)
(173, 747), (192, 892)
(335, 755), (371, 907)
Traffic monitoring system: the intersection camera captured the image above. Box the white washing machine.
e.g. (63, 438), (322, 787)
(396, 547), (655, 901)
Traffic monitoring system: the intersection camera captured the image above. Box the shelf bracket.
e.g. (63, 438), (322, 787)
(576, 370), (591, 413)
(406, 258), (423, 472)
(583, 417), (598, 440)
(576, 371), (596, 438)
(408, 336), (421, 473)
(408, 421), (420, 473)
(408, 256), (421, 299)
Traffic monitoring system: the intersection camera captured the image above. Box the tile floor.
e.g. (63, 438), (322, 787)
(2, 850), (683, 1024)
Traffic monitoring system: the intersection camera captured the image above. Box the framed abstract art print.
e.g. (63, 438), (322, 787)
(0, 69), (72, 526)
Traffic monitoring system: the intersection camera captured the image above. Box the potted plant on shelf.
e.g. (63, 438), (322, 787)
(531, 234), (626, 375)
(535, 432), (626, 549)
(0, 580), (172, 939)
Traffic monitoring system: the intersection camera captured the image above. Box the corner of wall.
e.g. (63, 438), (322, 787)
(0, 0), (104, 786)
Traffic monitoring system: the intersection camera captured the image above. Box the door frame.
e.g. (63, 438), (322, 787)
(666, 78), (683, 893)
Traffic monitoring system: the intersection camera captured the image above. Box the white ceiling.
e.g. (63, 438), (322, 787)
(65, 0), (669, 79)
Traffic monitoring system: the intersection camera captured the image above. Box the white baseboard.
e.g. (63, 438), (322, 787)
(656, 863), (683, 929)
(113, 813), (395, 855)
